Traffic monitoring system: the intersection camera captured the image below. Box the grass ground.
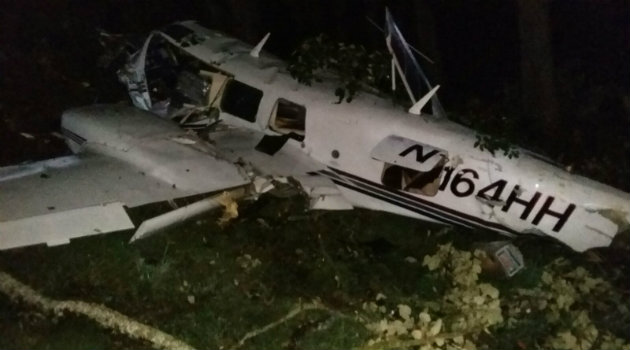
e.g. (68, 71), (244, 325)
(0, 194), (628, 349)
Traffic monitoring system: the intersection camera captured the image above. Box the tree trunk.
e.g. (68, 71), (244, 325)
(410, 0), (442, 83)
(225, 0), (261, 44)
(517, 0), (559, 142)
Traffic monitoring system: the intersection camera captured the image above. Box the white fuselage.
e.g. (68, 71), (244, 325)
(123, 21), (630, 252)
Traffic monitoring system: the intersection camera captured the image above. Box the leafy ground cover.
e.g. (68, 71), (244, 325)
(1, 194), (628, 349)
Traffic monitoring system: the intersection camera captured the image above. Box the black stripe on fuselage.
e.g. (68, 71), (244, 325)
(329, 177), (467, 227)
(314, 167), (519, 236)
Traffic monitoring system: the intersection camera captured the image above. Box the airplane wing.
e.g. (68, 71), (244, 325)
(0, 117), (250, 250)
(0, 154), (247, 250)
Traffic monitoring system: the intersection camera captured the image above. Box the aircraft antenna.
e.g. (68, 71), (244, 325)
(250, 32), (270, 58)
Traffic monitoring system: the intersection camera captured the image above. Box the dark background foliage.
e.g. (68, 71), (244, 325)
(1, 0), (628, 189)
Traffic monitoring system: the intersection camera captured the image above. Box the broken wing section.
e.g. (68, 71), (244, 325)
(0, 154), (237, 250)
(385, 9), (446, 118)
(294, 174), (353, 210)
(207, 127), (352, 211)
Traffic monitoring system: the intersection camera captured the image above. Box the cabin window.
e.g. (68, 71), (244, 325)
(269, 98), (306, 138)
(381, 155), (447, 197)
(220, 79), (263, 122)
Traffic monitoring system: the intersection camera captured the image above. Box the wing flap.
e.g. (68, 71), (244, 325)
(0, 202), (134, 250)
(0, 155), (196, 222)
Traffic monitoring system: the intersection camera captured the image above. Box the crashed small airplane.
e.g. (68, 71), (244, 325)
(1, 10), (628, 253)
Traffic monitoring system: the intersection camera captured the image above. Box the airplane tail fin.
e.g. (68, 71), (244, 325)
(384, 8), (446, 118)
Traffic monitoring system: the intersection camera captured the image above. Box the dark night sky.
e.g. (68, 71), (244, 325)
(1, 0), (627, 106)
(0, 0), (628, 188)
